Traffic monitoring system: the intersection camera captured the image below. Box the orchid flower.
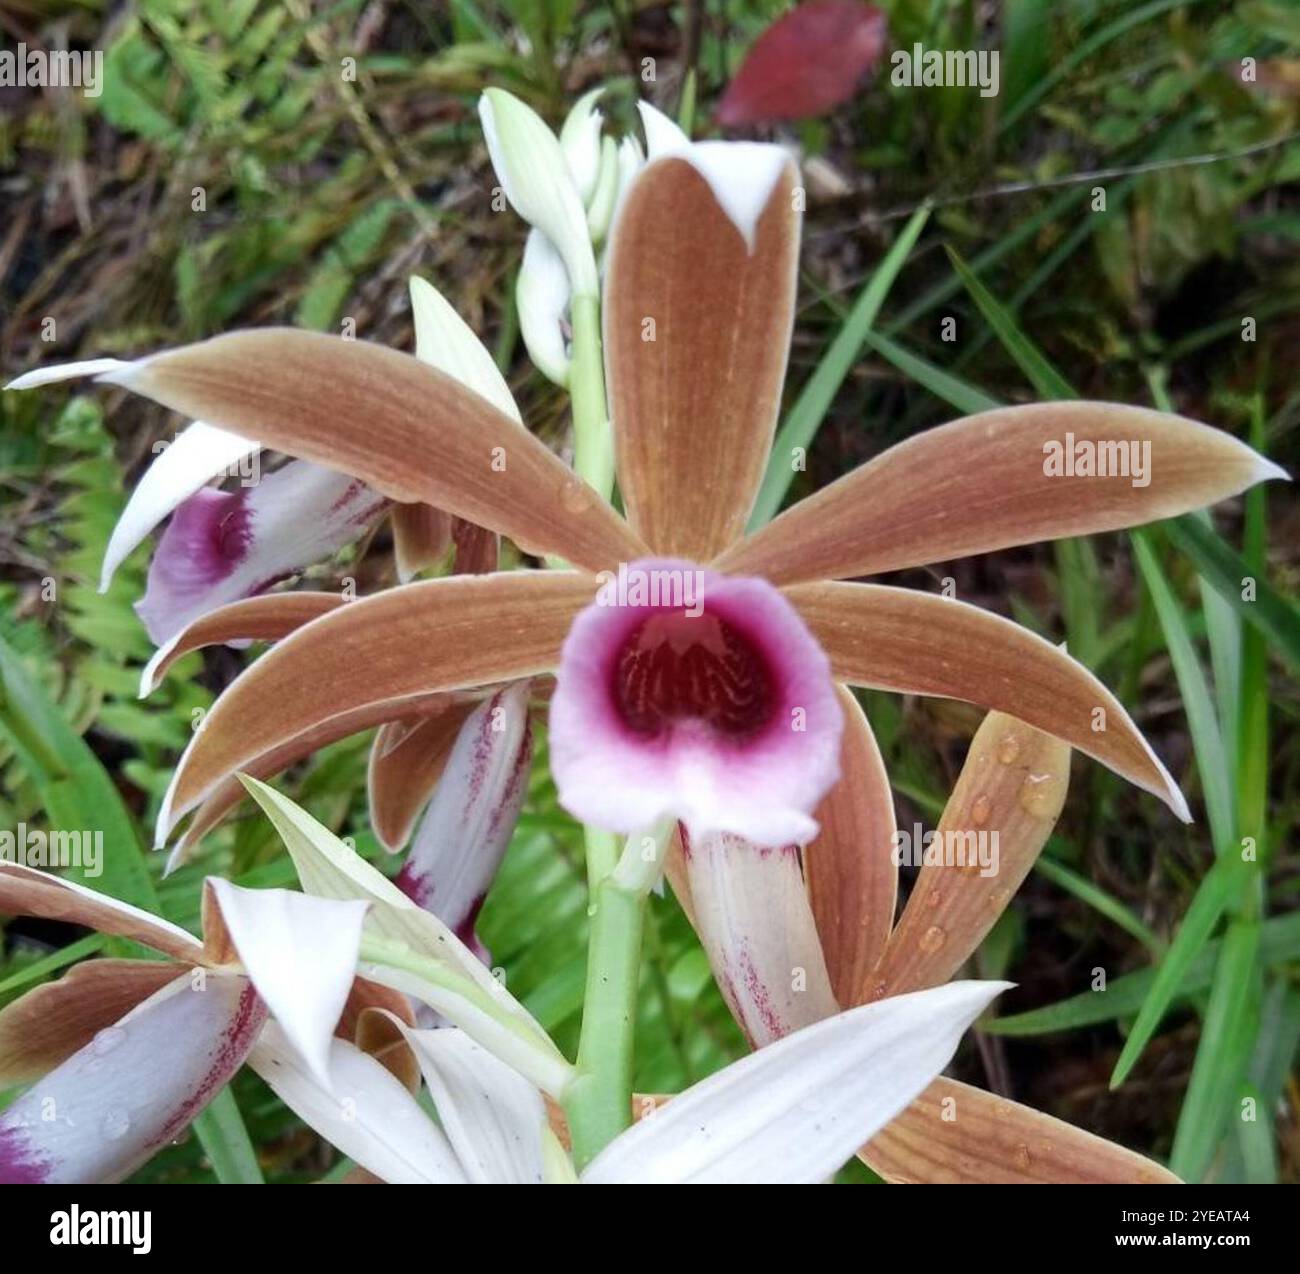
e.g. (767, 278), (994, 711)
(7, 130), (1280, 859)
(673, 704), (1185, 1183)
(0, 864), (416, 1183)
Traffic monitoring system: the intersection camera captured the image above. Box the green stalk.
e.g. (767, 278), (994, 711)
(563, 822), (671, 1170)
(563, 874), (644, 1169)
(568, 292), (613, 501)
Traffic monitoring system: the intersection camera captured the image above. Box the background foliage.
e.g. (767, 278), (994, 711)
(0, 0), (1297, 1183)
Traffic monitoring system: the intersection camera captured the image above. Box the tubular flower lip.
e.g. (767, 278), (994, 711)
(550, 560), (842, 846)
(0, 864), (416, 1184)
(7, 128), (1286, 853)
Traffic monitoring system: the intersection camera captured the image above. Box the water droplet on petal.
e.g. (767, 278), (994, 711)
(560, 476), (595, 515)
(102, 1109), (131, 1141)
(1019, 771), (1061, 817)
(970, 794), (992, 826)
(919, 925), (947, 954)
(996, 734), (1021, 765)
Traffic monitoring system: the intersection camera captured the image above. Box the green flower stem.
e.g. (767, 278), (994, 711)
(568, 291), (613, 502)
(563, 822), (672, 1170)
(563, 872), (645, 1169)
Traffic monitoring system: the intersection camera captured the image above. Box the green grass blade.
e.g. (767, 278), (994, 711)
(858, 330), (1000, 415)
(1163, 514), (1300, 673)
(0, 637), (157, 926)
(944, 245), (1075, 399)
(1132, 530), (1235, 854)
(1168, 918), (1261, 1182)
(193, 1086), (265, 1184)
(750, 204), (930, 528)
(987, 909), (1300, 1037)
(0, 933), (106, 997)
(1033, 855), (1163, 954)
(1109, 856), (1246, 1088)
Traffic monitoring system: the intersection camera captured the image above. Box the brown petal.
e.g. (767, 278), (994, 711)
(106, 330), (647, 571)
(143, 592), (343, 694)
(873, 711), (1070, 997)
(391, 504), (453, 582)
(168, 691), (474, 863)
(804, 686), (898, 1006)
(862, 1078), (1180, 1183)
(0, 959), (182, 1086)
(367, 702), (478, 853)
(0, 864), (201, 961)
(159, 572), (596, 841)
(605, 154), (800, 559)
(452, 519), (500, 575)
(351, 993), (421, 1094)
(786, 581), (1189, 821)
(718, 402), (1286, 584)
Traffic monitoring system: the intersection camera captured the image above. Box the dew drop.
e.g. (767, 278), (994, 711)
(918, 925), (947, 954)
(102, 1109), (131, 1141)
(1014, 1143), (1032, 1170)
(970, 794), (992, 826)
(996, 734), (1021, 765)
(1019, 771), (1060, 817)
(559, 476), (595, 515)
(926, 888), (942, 908)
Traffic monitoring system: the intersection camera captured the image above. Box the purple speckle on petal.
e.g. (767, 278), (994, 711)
(0, 1124), (52, 1184)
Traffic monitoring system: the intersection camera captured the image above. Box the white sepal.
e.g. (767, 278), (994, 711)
(205, 878), (368, 1090)
(582, 981), (1009, 1184)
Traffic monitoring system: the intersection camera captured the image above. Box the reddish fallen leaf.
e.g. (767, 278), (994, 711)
(716, 1), (888, 126)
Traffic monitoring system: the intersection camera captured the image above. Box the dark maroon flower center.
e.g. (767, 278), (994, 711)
(612, 611), (775, 741)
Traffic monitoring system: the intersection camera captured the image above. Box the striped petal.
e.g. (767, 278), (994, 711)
(368, 703), (477, 853)
(0, 864), (200, 961)
(396, 683), (533, 951)
(873, 711), (1070, 997)
(718, 403), (1288, 585)
(804, 686), (898, 1006)
(604, 146), (800, 559)
(0, 972), (265, 1184)
(786, 581), (1189, 821)
(98, 330), (645, 572)
(863, 1077), (1180, 1184)
(135, 459), (386, 646)
(682, 831), (839, 1047)
(141, 591), (342, 697)
(582, 981), (1007, 1184)
(156, 571), (595, 844)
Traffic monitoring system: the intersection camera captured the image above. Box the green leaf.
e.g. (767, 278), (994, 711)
(858, 330), (1000, 415)
(0, 637), (157, 936)
(192, 1086), (265, 1184)
(1164, 514), (1300, 674)
(1132, 530), (1234, 853)
(1169, 919), (1261, 1182)
(944, 246), (1075, 399)
(1110, 856), (1249, 1087)
(987, 909), (1300, 1037)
